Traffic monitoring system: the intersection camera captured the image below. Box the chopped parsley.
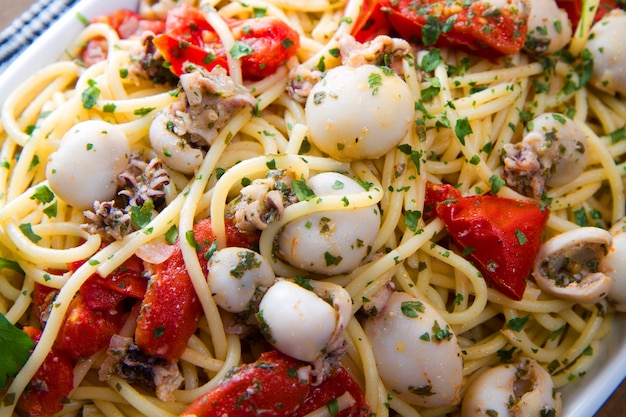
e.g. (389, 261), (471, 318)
(400, 300), (425, 318)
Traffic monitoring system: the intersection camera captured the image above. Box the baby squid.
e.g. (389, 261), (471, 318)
(363, 291), (463, 407)
(149, 105), (204, 175)
(206, 247), (275, 314)
(257, 279), (352, 363)
(502, 113), (588, 199)
(461, 358), (560, 417)
(277, 172), (381, 276)
(586, 10), (626, 96)
(532, 227), (613, 304)
(601, 217), (626, 311)
(305, 64), (414, 161)
(524, 0), (572, 55)
(46, 120), (130, 209)
(150, 66), (255, 174)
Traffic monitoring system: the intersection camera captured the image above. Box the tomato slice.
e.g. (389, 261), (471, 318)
(164, 3), (215, 45)
(54, 294), (126, 360)
(180, 350), (310, 417)
(228, 16), (300, 80)
(73, 254), (147, 311)
(154, 5), (300, 80)
(556, 0), (625, 29)
(435, 194), (549, 300)
(134, 251), (204, 362)
(424, 182), (461, 220)
(351, 0), (391, 43)
(152, 33), (228, 77)
(18, 327), (74, 417)
(380, 0), (528, 57)
(292, 365), (370, 417)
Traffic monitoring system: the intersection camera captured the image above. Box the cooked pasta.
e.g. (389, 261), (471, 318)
(0, 0), (624, 416)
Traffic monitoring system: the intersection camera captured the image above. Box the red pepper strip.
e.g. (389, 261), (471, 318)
(72, 254), (147, 312)
(163, 3), (215, 45)
(180, 350), (310, 417)
(31, 284), (126, 360)
(91, 9), (165, 39)
(379, 0), (529, 58)
(54, 294), (126, 360)
(435, 193), (549, 300)
(350, 0), (392, 43)
(17, 327), (74, 417)
(423, 182), (462, 221)
(556, 0), (624, 29)
(228, 16), (301, 81)
(292, 365), (371, 417)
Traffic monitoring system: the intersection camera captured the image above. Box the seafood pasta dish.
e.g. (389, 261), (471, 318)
(1, 0), (626, 415)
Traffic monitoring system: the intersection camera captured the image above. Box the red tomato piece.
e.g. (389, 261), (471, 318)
(435, 195), (549, 300)
(152, 33), (229, 78)
(556, 0), (624, 29)
(154, 5), (300, 81)
(424, 182), (462, 220)
(17, 327), (74, 417)
(164, 3), (216, 46)
(54, 294), (126, 360)
(229, 16), (300, 80)
(78, 281), (128, 312)
(351, 0), (392, 43)
(92, 9), (165, 39)
(32, 283), (126, 360)
(380, 0), (528, 57)
(292, 365), (370, 417)
(73, 254), (147, 312)
(180, 350), (310, 417)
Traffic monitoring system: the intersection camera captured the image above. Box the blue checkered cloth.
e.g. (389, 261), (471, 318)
(0, 0), (80, 73)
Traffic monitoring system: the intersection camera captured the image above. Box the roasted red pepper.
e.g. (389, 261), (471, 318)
(180, 350), (310, 417)
(153, 4), (300, 80)
(379, 0), (529, 57)
(73, 254), (147, 312)
(17, 327), (74, 417)
(135, 218), (257, 362)
(292, 365), (370, 417)
(32, 284), (126, 360)
(427, 182), (549, 300)
(134, 220), (213, 362)
(163, 4), (214, 44)
(91, 9), (165, 39)
(54, 294), (126, 360)
(556, 0), (625, 29)
(350, 0), (392, 43)
(152, 34), (229, 76)
(180, 349), (369, 417)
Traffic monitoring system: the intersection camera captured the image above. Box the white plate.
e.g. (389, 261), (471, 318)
(1, 1), (624, 415)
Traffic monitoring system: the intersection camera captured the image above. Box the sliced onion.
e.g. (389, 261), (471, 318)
(135, 237), (175, 264)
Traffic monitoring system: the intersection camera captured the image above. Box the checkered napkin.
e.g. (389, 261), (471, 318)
(0, 0), (80, 73)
